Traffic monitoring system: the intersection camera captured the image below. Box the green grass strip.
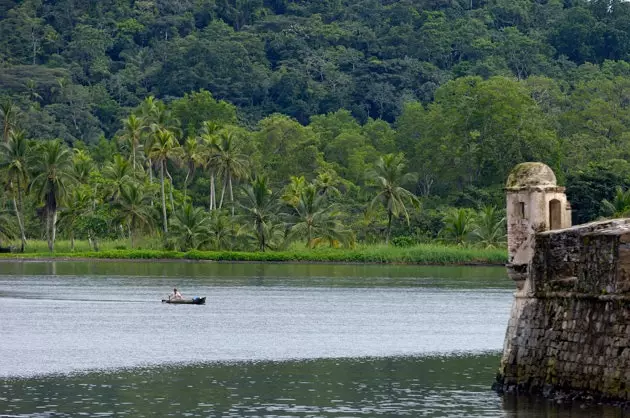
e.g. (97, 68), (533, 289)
(0, 244), (507, 265)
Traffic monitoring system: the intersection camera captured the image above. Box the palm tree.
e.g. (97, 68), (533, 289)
(148, 129), (178, 233)
(31, 140), (77, 251)
(200, 121), (222, 210)
(602, 187), (630, 218)
(212, 129), (249, 216)
(239, 176), (279, 251)
(367, 153), (420, 245)
(181, 137), (204, 198)
(441, 208), (476, 246)
(0, 100), (19, 142)
(287, 184), (351, 248)
(472, 205), (506, 248)
(314, 170), (342, 198)
(208, 210), (233, 250)
(0, 130), (30, 251)
(0, 209), (16, 244)
(169, 203), (211, 251)
(72, 149), (94, 184)
(58, 187), (92, 251)
(114, 183), (155, 248)
(102, 154), (134, 202)
(281, 176), (307, 208)
(118, 114), (144, 171)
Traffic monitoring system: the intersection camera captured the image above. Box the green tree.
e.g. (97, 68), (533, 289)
(118, 114), (145, 172)
(367, 153), (420, 245)
(0, 100), (20, 143)
(149, 129), (178, 233)
(440, 208), (476, 246)
(0, 130), (30, 251)
(169, 203), (211, 251)
(239, 176), (279, 252)
(31, 140), (77, 251)
(601, 186), (630, 218)
(212, 128), (249, 216)
(58, 187), (92, 251)
(114, 183), (155, 249)
(287, 184), (351, 249)
(181, 137), (204, 199)
(472, 205), (506, 248)
(102, 154), (134, 202)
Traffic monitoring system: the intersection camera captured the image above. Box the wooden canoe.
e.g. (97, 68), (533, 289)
(161, 297), (206, 305)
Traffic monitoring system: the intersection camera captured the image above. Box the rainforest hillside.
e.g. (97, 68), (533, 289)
(2, 0), (630, 252)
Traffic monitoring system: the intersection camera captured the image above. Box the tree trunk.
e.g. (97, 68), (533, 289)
(218, 177), (227, 209)
(148, 158), (154, 207)
(228, 175), (234, 217)
(210, 173), (216, 210)
(307, 224), (312, 249)
(166, 166), (175, 213)
(71, 234), (75, 251)
(16, 180), (26, 252)
(257, 221), (265, 252)
(50, 208), (57, 252)
(184, 168), (190, 198)
(132, 142), (136, 171)
(386, 210), (392, 245)
(46, 208), (53, 252)
(12, 196), (25, 253)
(160, 161), (168, 233)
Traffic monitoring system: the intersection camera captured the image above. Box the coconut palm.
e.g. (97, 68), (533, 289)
(0, 209), (16, 244)
(102, 154), (134, 202)
(287, 184), (351, 248)
(181, 137), (204, 199)
(169, 203), (211, 251)
(281, 176), (307, 208)
(314, 170), (342, 198)
(212, 129), (249, 216)
(58, 187), (92, 251)
(201, 131), (225, 211)
(72, 149), (94, 184)
(208, 210), (233, 250)
(114, 183), (155, 248)
(602, 187), (630, 218)
(0, 100), (19, 142)
(472, 205), (506, 248)
(118, 114), (145, 171)
(0, 130), (30, 251)
(30, 140), (77, 251)
(148, 129), (178, 233)
(367, 153), (420, 245)
(239, 176), (279, 251)
(441, 207), (476, 246)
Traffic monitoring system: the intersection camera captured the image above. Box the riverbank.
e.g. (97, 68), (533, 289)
(0, 243), (507, 265)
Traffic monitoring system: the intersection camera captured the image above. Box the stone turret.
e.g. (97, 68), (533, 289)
(505, 162), (571, 289)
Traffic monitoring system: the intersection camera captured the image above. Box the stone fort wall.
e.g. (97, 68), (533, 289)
(497, 219), (630, 401)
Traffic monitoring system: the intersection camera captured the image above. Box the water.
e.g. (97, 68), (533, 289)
(0, 261), (624, 416)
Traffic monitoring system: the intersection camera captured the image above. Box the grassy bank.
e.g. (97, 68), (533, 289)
(0, 241), (507, 265)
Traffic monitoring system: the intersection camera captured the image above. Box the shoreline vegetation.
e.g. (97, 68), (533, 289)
(0, 241), (507, 266)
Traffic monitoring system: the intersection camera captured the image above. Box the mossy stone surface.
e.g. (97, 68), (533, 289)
(506, 162), (557, 188)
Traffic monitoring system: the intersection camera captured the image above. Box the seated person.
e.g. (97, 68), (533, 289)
(171, 288), (183, 300)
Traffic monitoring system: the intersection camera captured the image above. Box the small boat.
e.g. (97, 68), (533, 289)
(161, 297), (206, 305)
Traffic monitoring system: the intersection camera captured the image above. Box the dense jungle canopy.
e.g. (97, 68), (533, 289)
(2, 0), (630, 251)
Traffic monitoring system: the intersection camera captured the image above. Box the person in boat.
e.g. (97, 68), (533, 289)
(170, 288), (183, 300)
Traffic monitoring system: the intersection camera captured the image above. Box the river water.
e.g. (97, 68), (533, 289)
(0, 261), (623, 417)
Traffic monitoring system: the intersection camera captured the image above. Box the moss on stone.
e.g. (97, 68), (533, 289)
(506, 162), (557, 188)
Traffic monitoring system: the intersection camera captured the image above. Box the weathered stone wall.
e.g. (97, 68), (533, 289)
(497, 219), (630, 402)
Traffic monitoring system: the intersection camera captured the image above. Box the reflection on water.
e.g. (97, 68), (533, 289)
(0, 262), (625, 417)
(1, 356), (623, 417)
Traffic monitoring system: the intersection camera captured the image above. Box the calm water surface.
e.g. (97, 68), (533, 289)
(0, 261), (624, 417)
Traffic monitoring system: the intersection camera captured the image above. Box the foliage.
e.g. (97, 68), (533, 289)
(3, 0), (630, 255)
